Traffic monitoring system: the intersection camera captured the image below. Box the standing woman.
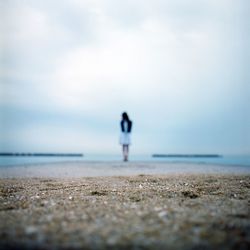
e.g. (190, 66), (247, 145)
(120, 112), (132, 161)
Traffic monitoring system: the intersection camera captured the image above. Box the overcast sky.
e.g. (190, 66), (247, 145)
(1, 0), (249, 155)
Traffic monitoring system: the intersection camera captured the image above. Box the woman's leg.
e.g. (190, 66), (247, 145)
(122, 145), (125, 160)
(126, 145), (129, 160)
(122, 145), (126, 161)
(123, 145), (129, 161)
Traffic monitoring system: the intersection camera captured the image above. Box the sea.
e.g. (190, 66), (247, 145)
(0, 154), (250, 167)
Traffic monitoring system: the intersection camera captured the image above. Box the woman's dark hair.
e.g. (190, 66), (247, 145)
(121, 112), (132, 133)
(122, 112), (129, 121)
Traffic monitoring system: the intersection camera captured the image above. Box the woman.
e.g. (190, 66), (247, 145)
(119, 112), (132, 161)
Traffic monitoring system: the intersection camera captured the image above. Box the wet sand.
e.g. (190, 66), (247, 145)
(0, 169), (249, 249)
(1, 161), (249, 178)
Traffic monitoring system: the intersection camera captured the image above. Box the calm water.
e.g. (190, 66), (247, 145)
(0, 154), (250, 167)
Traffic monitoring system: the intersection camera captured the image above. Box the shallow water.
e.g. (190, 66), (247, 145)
(0, 154), (250, 167)
(0, 161), (249, 178)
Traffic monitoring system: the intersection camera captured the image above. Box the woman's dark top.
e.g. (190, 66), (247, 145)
(121, 120), (132, 133)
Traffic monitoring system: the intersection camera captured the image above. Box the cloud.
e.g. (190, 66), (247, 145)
(1, 0), (249, 154)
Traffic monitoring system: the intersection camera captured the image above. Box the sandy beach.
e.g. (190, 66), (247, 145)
(0, 163), (249, 249)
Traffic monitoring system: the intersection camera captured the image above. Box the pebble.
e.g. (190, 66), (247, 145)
(25, 226), (38, 235)
(107, 235), (118, 245)
(50, 200), (56, 206)
(154, 207), (162, 212)
(158, 211), (168, 218)
(45, 214), (53, 222)
(41, 200), (49, 206)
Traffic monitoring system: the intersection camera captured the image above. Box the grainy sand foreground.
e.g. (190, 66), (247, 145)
(0, 174), (249, 250)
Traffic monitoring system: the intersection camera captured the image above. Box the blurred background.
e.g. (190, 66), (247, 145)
(1, 0), (249, 156)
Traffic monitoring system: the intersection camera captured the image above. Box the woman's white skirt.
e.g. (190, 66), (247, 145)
(119, 132), (131, 145)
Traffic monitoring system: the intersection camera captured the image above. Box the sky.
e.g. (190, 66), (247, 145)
(0, 0), (249, 155)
